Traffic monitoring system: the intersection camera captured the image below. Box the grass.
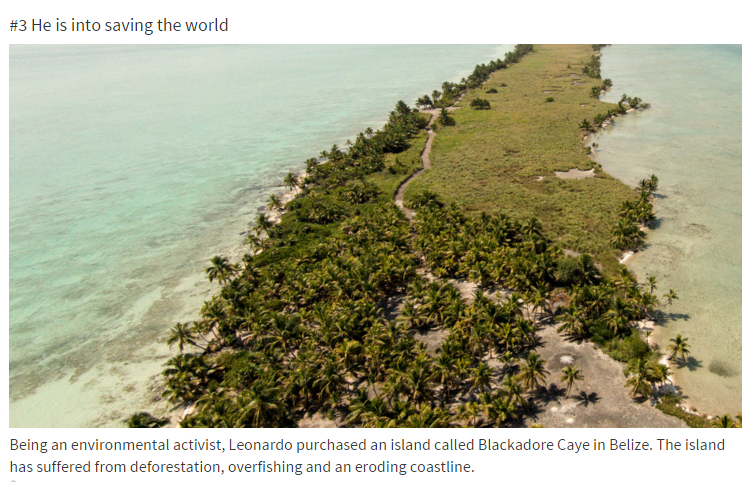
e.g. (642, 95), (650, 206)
(406, 45), (638, 272)
(368, 129), (427, 201)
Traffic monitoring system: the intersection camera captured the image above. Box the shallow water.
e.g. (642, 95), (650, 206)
(9, 45), (512, 427)
(596, 45), (742, 416)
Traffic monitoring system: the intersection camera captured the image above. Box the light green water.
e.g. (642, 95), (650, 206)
(9, 45), (512, 427)
(596, 45), (742, 416)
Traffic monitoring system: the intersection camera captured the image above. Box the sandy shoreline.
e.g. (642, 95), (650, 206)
(163, 46), (726, 429)
(586, 95), (722, 421)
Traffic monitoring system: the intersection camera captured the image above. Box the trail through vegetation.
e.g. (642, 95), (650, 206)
(128, 45), (741, 429)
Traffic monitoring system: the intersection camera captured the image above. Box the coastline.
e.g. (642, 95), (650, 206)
(583, 82), (693, 418)
(12, 46), (521, 428)
(592, 45), (742, 419)
(142, 44), (737, 429)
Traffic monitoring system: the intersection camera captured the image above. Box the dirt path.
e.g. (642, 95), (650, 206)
(394, 106), (459, 219)
(388, 98), (684, 428)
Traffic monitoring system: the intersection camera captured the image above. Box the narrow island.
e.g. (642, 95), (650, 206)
(129, 45), (740, 429)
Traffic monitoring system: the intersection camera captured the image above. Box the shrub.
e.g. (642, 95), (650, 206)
(470, 99), (491, 110)
(341, 181), (380, 204)
(486, 88), (498, 94)
(406, 189), (444, 210)
(601, 331), (652, 364)
(545, 97), (554, 103)
(125, 412), (169, 428)
(656, 394), (713, 428)
(555, 254), (599, 286)
(438, 108), (456, 126)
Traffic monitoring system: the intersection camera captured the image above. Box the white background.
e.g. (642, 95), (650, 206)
(2, 1), (748, 481)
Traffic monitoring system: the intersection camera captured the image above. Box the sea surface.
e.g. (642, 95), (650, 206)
(9, 44), (512, 427)
(596, 45), (742, 416)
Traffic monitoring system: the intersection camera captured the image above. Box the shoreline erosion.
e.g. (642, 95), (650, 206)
(140, 45), (736, 429)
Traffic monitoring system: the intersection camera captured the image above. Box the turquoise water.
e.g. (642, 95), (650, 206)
(9, 45), (512, 427)
(596, 45), (742, 416)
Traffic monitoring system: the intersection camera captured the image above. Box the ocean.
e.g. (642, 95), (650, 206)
(597, 45), (742, 416)
(9, 44), (512, 427)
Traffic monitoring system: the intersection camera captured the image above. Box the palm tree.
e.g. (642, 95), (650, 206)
(267, 194), (283, 211)
(488, 396), (518, 426)
(470, 362), (492, 393)
(455, 401), (480, 428)
(245, 233), (263, 253)
(713, 414), (737, 428)
(405, 358), (435, 408)
(667, 334), (690, 362)
(305, 157), (319, 174)
(560, 365), (584, 397)
(519, 352), (549, 394)
(235, 380), (286, 427)
(646, 275), (657, 294)
(653, 363), (671, 386)
(605, 297), (635, 335)
(556, 306), (587, 339)
(166, 322), (198, 352)
(434, 352), (458, 404)
(526, 286), (547, 321)
(282, 172), (299, 191)
(438, 107), (455, 127)
(254, 213), (274, 235)
(206, 255), (237, 285)
(501, 374), (527, 409)
(521, 216), (543, 238)
(638, 179), (652, 194)
(663, 289), (678, 306)
(625, 359), (654, 398)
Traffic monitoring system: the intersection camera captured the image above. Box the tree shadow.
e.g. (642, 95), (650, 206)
(522, 400), (547, 421)
(574, 391), (600, 407)
(661, 311), (691, 322)
(536, 383), (566, 404)
(652, 311), (690, 329)
(537, 313), (558, 326)
(377, 295), (405, 322)
(529, 335), (545, 350)
(561, 333), (589, 344)
(676, 356), (703, 372)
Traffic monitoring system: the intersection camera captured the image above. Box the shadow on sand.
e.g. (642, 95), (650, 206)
(574, 391), (601, 407)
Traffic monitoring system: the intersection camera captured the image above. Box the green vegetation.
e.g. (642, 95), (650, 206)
(131, 45), (706, 428)
(125, 412), (170, 428)
(667, 334), (691, 362)
(561, 365), (583, 397)
(405, 45), (648, 272)
(656, 395), (714, 428)
(470, 98), (491, 110)
(437, 108), (456, 127)
(610, 176), (658, 250)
